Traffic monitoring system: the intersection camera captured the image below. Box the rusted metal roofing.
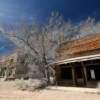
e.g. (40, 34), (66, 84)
(56, 33), (100, 55)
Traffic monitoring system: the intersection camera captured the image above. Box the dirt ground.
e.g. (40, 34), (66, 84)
(0, 81), (100, 100)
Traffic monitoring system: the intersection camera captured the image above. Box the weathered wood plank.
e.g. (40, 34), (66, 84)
(81, 62), (88, 86)
(70, 64), (77, 86)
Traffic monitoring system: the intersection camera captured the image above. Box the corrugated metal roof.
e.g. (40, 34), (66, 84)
(56, 33), (100, 55)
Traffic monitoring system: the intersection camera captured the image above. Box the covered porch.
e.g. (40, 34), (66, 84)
(51, 54), (100, 88)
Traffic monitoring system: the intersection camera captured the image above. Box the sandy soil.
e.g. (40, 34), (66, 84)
(0, 81), (100, 100)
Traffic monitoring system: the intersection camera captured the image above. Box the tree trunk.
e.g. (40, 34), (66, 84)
(4, 68), (9, 80)
(45, 66), (50, 84)
(42, 55), (50, 85)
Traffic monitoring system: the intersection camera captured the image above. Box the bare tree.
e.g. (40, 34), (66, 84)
(4, 21), (51, 82)
(3, 12), (76, 84)
(74, 17), (96, 38)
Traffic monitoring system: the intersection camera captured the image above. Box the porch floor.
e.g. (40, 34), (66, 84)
(56, 80), (100, 88)
(47, 86), (100, 93)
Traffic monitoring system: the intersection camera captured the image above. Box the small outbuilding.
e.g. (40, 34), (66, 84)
(50, 33), (100, 88)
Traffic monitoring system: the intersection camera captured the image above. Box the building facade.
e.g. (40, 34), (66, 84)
(51, 33), (100, 88)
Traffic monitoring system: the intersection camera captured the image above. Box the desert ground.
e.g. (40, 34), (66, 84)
(0, 81), (100, 100)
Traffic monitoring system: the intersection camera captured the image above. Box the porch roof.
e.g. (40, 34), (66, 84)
(50, 53), (100, 66)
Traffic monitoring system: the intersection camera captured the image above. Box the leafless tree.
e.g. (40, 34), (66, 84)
(3, 12), (78, 83)
(74, 17), (97, 38)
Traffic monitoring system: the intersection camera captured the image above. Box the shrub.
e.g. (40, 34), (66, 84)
(15, 78), (28, 90)
(15, 78), (47, 91)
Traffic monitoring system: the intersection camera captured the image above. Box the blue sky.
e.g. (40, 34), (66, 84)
(0, 0), (100, 24)
(0, 0), (100, 53)
(0, 32), (15, 54)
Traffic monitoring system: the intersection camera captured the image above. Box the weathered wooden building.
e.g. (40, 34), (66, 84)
(50, 33), (100, 88)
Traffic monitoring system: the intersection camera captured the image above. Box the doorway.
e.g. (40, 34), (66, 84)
(75, 66), (85, 86)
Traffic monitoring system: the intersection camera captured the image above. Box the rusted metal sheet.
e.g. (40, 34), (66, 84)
(56, 33), (100, 59)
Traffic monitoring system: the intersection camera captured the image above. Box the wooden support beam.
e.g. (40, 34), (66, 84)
(81, 62), (88, 86)
(85, 62), (100, 67)
(70, 64), (77, 86)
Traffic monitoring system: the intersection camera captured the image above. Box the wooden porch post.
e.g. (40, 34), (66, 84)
(54, 65), (58, 86)
(81, 62), (88, 86)
(71, 64), (77, 86)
